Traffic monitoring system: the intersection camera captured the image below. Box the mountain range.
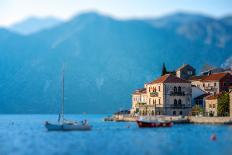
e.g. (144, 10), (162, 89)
(0, 12), (231, 114)
(9, 17), (62, 35)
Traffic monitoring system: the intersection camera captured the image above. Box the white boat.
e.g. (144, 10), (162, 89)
(44, 67), (92, 131)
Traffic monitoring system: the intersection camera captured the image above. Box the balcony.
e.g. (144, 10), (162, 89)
(150, 92), (158, 97)
(168, 104), (191, 109)
(204, 86), (217, 91)
(135, 102), (147, 107)
(170, 91), (185, 96)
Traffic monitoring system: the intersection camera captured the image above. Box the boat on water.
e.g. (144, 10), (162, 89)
(44, 67), (92, 131)
(136, 116), (173, 128)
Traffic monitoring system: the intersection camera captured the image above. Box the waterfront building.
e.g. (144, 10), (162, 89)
(192, 85), (207, 107)
(205, 95), (219, 116)
(176, 64), (196, 80)
(131, 88), (148, 115)
(230, 90), (232, 117)
(190, 72), (232, 95)
(131, 74), (192, 116)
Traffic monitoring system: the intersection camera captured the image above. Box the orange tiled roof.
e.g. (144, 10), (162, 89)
(189, 75), (205, 81)
(206, 94), (221, 100)
(148, 74), (190, 84)
(201, 73), (231, 82)
(190, 73), (231, 82)
(133, 88), (146, 94)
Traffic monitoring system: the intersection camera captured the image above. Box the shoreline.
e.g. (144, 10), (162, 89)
(104, 115), (232, 125)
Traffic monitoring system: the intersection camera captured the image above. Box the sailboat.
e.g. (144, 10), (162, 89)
(44, 68), (92, 131)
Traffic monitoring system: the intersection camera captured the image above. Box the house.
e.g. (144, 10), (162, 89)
(131, 88), (148, 115)
(176, 64), (196, 80)
(230, 90), (232, 117)
(190, 73), (232, 94)
(191, 85), (207, 106)
(194, 93), (210, 108)
(205, 95), (220, 116)
(144, 74), (192, 116)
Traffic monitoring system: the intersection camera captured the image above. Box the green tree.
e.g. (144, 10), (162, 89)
(191, 105), (204, 116)
(161, 63), (168, 76)
(217, 93), (230, 116)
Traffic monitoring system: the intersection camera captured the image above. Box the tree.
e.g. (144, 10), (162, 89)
(191, 105), (204, 116)
(217, 93), (230, 116)
(161, 63), (168, 76)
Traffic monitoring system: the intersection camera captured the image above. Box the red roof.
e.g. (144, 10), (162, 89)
(190, 73), (232, 82)
(206, 94), (220, 100)
(201, 73), (231, 82)
(133, 88), (146, 94)
(148, 74), (190, 84)
(189, 75), (205, 81)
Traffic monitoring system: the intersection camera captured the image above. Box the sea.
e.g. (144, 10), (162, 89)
(0, 114), (232, 155)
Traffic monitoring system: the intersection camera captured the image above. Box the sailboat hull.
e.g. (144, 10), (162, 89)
(45, 123), (92, 131)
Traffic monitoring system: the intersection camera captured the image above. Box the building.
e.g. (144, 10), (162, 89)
(190, 73), (232, 95)
(192, 85), (207, 107)
(176, 64), (196, 80)
(131, 88), (148, 115)
(194, 93), (209, 108)
(230, 90), (232, 117)
(205, 95), (219, 116)
(131, 74), (192, 116)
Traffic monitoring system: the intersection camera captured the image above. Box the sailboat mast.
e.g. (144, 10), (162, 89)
(61, 66), (64, 122)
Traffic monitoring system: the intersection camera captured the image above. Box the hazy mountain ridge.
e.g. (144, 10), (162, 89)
(0, 12), (231, 113)
(9, 17), (63, 35)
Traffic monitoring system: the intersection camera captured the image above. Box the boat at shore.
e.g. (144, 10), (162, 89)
(136, 116), (173, 128)
(45, 67), (92, 131)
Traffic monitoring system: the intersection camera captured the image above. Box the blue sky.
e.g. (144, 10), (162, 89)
(0, 0), (232, 26)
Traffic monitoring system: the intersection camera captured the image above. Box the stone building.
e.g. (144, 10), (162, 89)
(176, 64), (196, 80)
(190, 73), (232, 95)
(131, 88), (148, 115)
(131, 74), (192, 116)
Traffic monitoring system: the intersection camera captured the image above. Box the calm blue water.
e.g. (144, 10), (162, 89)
(0, 115), (232, 155)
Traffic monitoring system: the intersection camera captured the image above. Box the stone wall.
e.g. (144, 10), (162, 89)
(188, 116), (232, 124)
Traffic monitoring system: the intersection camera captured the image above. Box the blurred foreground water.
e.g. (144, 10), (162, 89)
(0, 115), (232, 155)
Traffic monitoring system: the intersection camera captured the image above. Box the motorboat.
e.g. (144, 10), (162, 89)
(136, 116), (173, 128)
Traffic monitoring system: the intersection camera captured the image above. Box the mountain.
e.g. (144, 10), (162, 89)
(9, 17), (62, 35)
(0, 12), (231, 114)
(144, 12), (232, 48)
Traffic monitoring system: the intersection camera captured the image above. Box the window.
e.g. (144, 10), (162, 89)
(213, 104), (215, 108)
(209, 104), (212, 108)
(153, 99), (155, 105)
(174, 86), (177, 93)
(214, 83), (216, 86)
(187, 71), (192, 75)
(159, 99), (161, 104)
(174, 99), (177, 105)
(178, 99), (182, 105)
(173, 111), (176, 115)
(158, 86), (160, 91)
(155, 99), (156, 104)
(203, 84), (205, 87)
(178, 86), (181, 93)
(179, 111), (183, 115)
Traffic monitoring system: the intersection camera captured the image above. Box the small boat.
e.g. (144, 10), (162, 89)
(136, 116), (173, 128)
(45, 67), (92, 131)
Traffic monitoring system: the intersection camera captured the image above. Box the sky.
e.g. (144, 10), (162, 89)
(0, 0), (232, 27)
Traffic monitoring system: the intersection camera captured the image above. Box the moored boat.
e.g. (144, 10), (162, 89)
(136, 116), (173, 128)
(44, 67), (92, 131)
